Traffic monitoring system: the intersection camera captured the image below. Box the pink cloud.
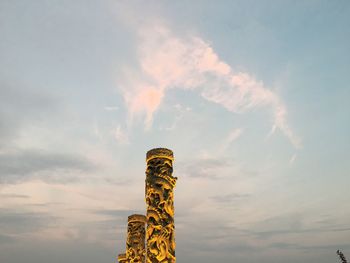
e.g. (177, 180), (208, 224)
(123, 86), (164, 128)
(119, 24), (301, 148)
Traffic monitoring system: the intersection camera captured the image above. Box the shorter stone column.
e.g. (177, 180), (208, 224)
(126, 214), (147, 263)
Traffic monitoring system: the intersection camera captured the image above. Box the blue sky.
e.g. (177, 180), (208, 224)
(0, 1), (349, 263)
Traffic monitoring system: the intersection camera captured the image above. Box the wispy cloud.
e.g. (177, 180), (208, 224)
(160, 104), (192, 131)
(0, 149), (95, 184)
(219, 128), (243, 153)
(210, 193), (250, 204)
(0, 84), (60, 147)
(0, 234), (14, 244)
(0, 208), (58, 237)
(289, 154), (297, 165)
(104, 106), (119, 111)
(119, 24), (301, 148)
(177, 157), (236, 179)
(114, 125), (130, 144)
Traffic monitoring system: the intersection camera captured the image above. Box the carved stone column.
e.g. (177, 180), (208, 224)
(118, 253), (127, 263)
(145, 148), (177, 263)
(126, 214), (147, 263)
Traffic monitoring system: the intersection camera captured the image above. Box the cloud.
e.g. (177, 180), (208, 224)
(0, 84), (59, 147)
(177, 157), (236, 179)
(269, 242), (350, 251)
(158, 104), (192, 131)
(93, 209), (139, 219)
(0, 193), (30, 199)
(218, 128), (244, 153)
(104, 106), (119, 111)
(226, 128), (243, 144)
(210, 193), (250, 204)
(0, 234), (14, 244)
(0, 149), (95, 184)
(0, 84), (96, 184)
(246, 213), (350, 240)
(0, 208), (58, 237)
(289, 153), (297, 165)
(114, 125), (130, 144)
(176, 220), (261, 257)
(119, 24), (301, 148)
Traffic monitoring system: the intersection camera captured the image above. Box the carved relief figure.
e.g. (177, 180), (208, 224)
(145, 148), (177, 263)
(118, 253), (127, 263)
(127, 214), (147, 263)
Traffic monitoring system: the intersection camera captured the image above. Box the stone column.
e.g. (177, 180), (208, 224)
(145, 148), (177, 263)
(126, 214), (147, 263)
(118, 253), (127, 263)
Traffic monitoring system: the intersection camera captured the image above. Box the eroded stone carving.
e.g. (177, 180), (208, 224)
(126, 214), (147, 263)
(118, 253), (127, 263)
(145, 148), (177, 263)
(116, 148), (177, 263)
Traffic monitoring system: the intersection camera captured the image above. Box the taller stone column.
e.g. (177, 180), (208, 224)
(145, 148), (177, 263)
(126, 214), (147, 263)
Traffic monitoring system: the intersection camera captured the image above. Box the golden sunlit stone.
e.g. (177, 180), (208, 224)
(117, 253), (127, 263)
(126, 214), (146, 263)
(117, 148), (177, 263)
(146, 148), (177, 263)
(146, 148), (174, 162)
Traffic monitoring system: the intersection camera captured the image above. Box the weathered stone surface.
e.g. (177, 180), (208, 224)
(145, 148), (176, 263)
(126, 214), (146, 263)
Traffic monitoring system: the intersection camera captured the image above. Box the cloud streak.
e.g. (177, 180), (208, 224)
(0, 208), (58, 237)
(0, 84), (59, 147)
(0, 149), (95, 184)
(119, 25), (301, 148)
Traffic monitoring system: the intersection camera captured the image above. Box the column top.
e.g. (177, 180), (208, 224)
(146, 148), (174, 162)
(128, 214), (147, 223)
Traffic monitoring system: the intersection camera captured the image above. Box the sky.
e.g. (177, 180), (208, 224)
(0, 1), (349, 263)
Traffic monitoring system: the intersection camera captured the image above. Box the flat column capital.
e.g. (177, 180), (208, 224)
(128, 214), (147, 224)
(146, 148), (174, 162)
